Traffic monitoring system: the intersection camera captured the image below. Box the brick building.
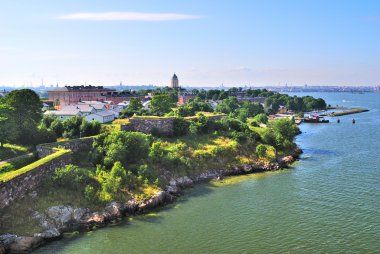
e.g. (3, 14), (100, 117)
(48, 86), (144, 105)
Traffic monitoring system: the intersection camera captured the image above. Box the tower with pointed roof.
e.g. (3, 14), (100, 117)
(171, 73), (179, 89)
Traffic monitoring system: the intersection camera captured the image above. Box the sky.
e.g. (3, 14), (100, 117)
(0, 0), (379, 87)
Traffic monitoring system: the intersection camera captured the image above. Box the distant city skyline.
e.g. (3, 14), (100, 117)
(0, 0), (379, 87)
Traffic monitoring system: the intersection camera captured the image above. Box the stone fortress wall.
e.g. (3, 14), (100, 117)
(0, 137), (94, 210)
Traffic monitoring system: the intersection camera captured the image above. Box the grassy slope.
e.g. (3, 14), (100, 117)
(0, 144), (32, 161)
(0, 149), (70, 182)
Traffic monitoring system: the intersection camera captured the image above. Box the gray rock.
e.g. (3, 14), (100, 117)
(46, 205), (74, 227)
(0, 234), (18, 247)
(125, 200), (138, 214)
(73, 208), (91, 222)
(86, 212), (106, 225)
(28, 191), (38, 199)
(166, 185), (180, 195)
(34, 228), (61, 240)
(172, 176), (193, 188)
(0, 244), (5, 254)
(138, 191), (171, 213)
(104, 201), (125, 218)
(242, 165), (252, 172)
(8, 236), (43, 254)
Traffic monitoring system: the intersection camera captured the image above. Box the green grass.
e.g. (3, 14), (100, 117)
(0, 144), (32, 161)
(0, 149), (71, 182)
(0, 153), (38, 176)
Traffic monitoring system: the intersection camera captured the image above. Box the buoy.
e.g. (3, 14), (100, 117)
(352, 119), (355, 124)
(337, 119), (340, 123)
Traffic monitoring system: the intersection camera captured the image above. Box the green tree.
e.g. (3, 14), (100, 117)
(0, 103), (16, 147)
(234, 101), (264, 122)
(252, 113), (268, 124)
(3, 89), (42, 145)
(121, 98), (143, 117)
(215, 97), (240, 114)
(92, 131), (151, 168)
(50, 119), (64, 137)
(41, 114), (58, 129)
(62, 116), (83, 138)
(150, 94), (176, 116)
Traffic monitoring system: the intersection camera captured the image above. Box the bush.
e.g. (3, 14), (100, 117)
(52, 164), (89, 190)
(173, 117), (190, 136)
(84, 185), (97, 203)
(34, 125), (57, 145)
(255, 144), (267, 158)
(92, 131), (151, 168)
(252, 113), (268, 125)
(50, 119), (64, 137)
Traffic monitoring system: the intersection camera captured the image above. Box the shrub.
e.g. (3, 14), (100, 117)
(173, 117), (190, 136)
(92, 131), (151, 168)
(84, 185), (97, 202)
(255, 144), (267, 158)
(52, 164), (88, 190)
(50, 119), (64, 137)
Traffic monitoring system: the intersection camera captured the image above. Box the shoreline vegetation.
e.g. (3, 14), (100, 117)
(0, 88), (327, 253)
(0, 147), (302, 253)
(327, 107), (369, 117)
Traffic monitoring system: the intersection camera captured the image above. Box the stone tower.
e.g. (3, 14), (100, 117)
(171, 73), (179, 89)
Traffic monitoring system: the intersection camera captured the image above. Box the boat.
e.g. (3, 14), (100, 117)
(304, 114), (329, 123)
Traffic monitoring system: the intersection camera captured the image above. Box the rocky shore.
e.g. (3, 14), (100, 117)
(0, 148), (301, 253)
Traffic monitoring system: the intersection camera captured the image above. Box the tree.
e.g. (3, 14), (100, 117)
(3, 89), (42, 145)
(215, 97), (240, 114)
(92, 131), (151, 168)
(62, 116), (83, 138)
(234, 101), (264, 122)
(0, 103), (16, 147)
(121, 98), (143, 117)
(252, 113), (268, 125)
(150, 94), (176, 116)
(50, 119), (64, 137)
(41, 114), (58, 129)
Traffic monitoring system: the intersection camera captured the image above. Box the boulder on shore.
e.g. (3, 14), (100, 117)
(8, 236), (44, 254)
(34, 228), (61, 240)
(46, 205), (74, 229)
(104, 201), (126, 219)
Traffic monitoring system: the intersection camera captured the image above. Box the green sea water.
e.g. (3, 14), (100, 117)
(35, 92), (380, 253)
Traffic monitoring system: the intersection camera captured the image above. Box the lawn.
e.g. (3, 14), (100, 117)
(0, 144), (32, 161)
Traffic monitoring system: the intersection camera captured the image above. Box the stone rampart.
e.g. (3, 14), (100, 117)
(36, 137), (94, 158)
(121, 117), (175, 136)
(0, 151), (72, 210)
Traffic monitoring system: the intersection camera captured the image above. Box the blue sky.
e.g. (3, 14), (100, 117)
(0, 0), (379, 87)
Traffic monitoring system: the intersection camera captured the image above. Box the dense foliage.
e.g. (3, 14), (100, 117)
(0, 89), (42, 145)
(41, 115), (101, 139)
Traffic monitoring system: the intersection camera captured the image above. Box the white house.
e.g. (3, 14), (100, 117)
(79, 101), (107, 112)
(61, 105), (96, 117)
(117, 101), (129, 109)
(44, 109), (81, 120)
(108, 109), (120, 118)
(85, 111), (115, 123)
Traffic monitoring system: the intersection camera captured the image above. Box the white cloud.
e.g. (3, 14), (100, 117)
(58, 12), (201, 21)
